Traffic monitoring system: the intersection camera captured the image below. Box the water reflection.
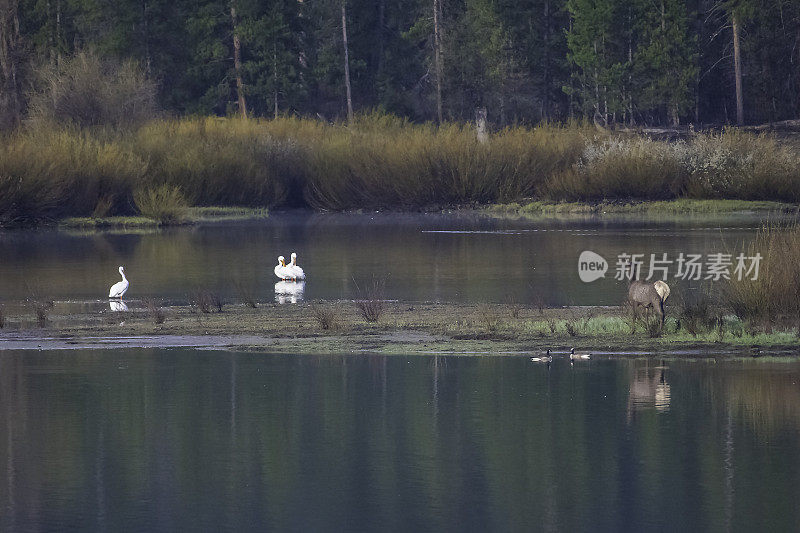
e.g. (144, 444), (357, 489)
(627, 361), (671, 415)
(274, 281), (305, 303)
(0, 352), (798, 531)
(0, 212), (777, 305)
(108, 300), (128, 312)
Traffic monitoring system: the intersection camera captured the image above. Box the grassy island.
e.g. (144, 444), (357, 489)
(1, 301), (798, 355)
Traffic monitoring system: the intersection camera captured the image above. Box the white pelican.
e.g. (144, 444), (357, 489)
(108, 266), (129, 298)
(287, 252), (306, 281)
(274, 256), (289, 280)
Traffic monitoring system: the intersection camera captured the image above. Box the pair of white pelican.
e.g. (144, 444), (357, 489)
(275, 253), (305, 281)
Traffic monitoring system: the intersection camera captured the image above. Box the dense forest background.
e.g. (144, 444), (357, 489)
(1, 0), (799, 129)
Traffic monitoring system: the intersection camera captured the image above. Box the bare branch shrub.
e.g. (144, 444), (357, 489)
(233, 278), (257, 308)
(354, 277), (386, 322)
(25, 285), (53, 328)
(476, 303), (499, 332)
(503, 294), (522, 318)
(190, 289), (219, 314)
(28, 51), (157, 129)
(310, 304), (339, 330)
(144, 298), (165, 324)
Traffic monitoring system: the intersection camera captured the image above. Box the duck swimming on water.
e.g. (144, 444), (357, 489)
(531, 349), (553, 363)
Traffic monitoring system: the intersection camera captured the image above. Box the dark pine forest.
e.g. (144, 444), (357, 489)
(2, 0), (800, 129)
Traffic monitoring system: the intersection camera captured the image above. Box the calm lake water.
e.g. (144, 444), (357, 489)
(0, 350), (798, 532)
(0, 211), (781, 306)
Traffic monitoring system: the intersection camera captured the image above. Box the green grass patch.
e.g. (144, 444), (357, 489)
(491, 199), (798, 216)
(190, 206), (270, 221)
(59, 216), (162, 229)
(58, 205), (270, 230)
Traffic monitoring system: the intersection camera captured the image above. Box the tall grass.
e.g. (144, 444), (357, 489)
(134, 184), (189, 223)
(0, 129), (147, 225)
(724, 224), (800, 331)
(303, 121), (586, 209)
(544, 137), (684, 200)
(2, 114), (800, 227)
(133, 118), (302, 206)
(544, 131), (800, 202)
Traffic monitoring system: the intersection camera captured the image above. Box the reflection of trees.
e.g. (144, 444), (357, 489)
(1, 353), (800, 530)
(702, 361), (800, 437)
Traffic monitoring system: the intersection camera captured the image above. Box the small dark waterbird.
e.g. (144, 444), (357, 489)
(531, 349), (553, 363)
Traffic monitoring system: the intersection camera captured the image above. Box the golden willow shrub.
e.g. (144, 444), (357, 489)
(133, 184), (190, 224)
(302, 120), (585, 210)
(545, 130), (800, 203)
(543, 137), (686, 200)
(3, 115), (800, 227)
(133, 119), (303, 207)
(0, 129), (147, 224)
(724, 224), (800, 331)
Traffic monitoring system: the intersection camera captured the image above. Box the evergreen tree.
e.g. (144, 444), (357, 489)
(3, 0), (800, 125)
(444, 0), (516, 122)
(565, 0), (627, 124)
(633, 0), (698, 125)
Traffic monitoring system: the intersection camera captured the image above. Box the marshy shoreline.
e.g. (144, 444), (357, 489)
(2, 301), (799, 356)
(3, 115), (800, 228)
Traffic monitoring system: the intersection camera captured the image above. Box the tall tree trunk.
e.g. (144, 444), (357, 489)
(56, 0), (61, 59)
(230, 0), (247, 118)
(341, 0), (354, 124)
(377, 0), (385, 74)
(543, 0), (551, 120)
(627, 3), (633, 125)
(273, 41), (279, 119)
(0, 0), (22, 128)
(433, 0), (443, 124)
(475, 107), (487, 143)
(141, 0), (151, 75)
(732, 13), (744, 125)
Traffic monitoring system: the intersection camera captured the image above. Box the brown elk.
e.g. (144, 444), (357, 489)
(627, 262), (670, 325)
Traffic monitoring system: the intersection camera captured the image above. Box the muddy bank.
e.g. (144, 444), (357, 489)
(2, 300), (799, 356)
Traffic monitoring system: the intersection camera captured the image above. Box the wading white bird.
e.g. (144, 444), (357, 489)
(287, 252), (306, 281)
(108, 266), (129, 298)
(274, 256), (289, 280)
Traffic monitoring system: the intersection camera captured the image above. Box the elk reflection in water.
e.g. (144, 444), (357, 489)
(627, 360), (671, 417)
